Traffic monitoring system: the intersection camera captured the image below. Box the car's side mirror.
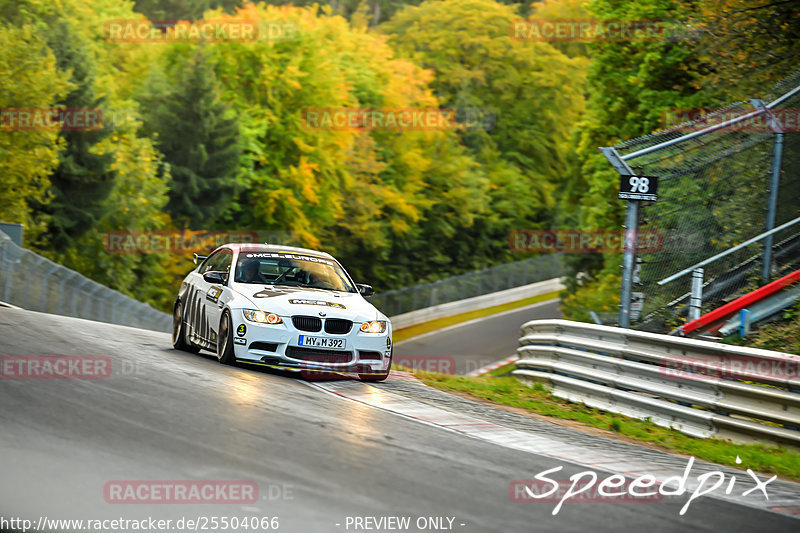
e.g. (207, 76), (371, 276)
(357, 284), (374, 297)
(203, 271), (225, 284)
(193, 253), (208, 265)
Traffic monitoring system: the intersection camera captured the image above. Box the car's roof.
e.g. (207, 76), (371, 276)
(222, 243), (336, 260)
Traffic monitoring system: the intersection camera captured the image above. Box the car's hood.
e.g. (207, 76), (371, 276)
(232, 284), (382, 321)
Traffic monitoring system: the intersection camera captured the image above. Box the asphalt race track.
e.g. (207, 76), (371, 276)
(394, 299), (561, 375)
(1, 307), (798, 533)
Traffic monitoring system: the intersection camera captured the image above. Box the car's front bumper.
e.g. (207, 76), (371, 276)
(231, 311), (392, 376)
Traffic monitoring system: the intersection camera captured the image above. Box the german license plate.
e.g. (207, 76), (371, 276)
(298, 335), (346, 350)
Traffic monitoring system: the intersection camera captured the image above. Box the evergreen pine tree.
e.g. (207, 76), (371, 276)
(35, 20), (116, 251)
(157, 48), (241, 228)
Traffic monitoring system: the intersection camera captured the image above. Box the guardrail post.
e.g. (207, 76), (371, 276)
(689, 267), (704, 321)
(739, 308), (751, 338)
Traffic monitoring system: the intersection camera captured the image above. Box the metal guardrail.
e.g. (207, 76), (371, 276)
(512, 319), (800, 447)
(718, 284), (800, 337)
(0, 230), (170, 332)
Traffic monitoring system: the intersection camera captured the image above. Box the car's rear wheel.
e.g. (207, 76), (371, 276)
(359, 349), (391, 382)
(217, 310), (237, 365)
(172, 301), (200, 354)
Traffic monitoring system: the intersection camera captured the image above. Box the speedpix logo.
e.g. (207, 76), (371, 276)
(513, 456), (776, 516)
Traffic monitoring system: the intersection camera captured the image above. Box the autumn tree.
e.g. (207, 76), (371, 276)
(383, 0), (587, 260)
(0, 24), (69, 236)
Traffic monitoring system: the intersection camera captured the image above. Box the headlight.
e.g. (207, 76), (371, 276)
(360, 320), (387, 333)
(243, 309), (282, 324)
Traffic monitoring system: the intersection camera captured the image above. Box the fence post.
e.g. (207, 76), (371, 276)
(600, 147), (640, 328)
(120, 299), (135, 326)
(1, 241), (13, 304)
(689, 267), (704, 321)
(40, 263), (60, 312)
(23, 255), (44, 310)
(83, 284), (99, 319)
(98, 288), (111, 324)
(762, 133), (784, 281)
(71, 278), (91, 317)
(57, 272), (78, 315)
(751, 99), (784, 282)
(524, 257), (531, 284)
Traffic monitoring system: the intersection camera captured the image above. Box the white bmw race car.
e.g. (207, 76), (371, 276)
(172, 243), (392, 381)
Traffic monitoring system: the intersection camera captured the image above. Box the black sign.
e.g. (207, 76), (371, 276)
(619, 175), (658, 201)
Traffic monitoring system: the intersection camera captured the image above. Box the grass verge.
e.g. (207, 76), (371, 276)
(393, 291), (560, 343)
(416, 372), (800, 481)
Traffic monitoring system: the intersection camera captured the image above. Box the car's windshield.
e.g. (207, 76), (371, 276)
(234, 252), (356, 292)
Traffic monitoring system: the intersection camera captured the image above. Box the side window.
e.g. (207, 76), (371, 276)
(201, 250), (232, 276)
(217, 251), (233, 282)
(201, 251), (222, 274)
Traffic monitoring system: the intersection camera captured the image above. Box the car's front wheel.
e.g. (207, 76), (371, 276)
(217, 310), (237, 365)
(172, 301), (200, 354)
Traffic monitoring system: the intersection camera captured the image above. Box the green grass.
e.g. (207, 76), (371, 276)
(485, 361), (517, 376)
(393, 290), (560, 343)
(415, 372), (800, 481)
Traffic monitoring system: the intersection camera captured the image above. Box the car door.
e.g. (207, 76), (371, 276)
(203, 248), (232, 347)
(186, 249), (225, 348)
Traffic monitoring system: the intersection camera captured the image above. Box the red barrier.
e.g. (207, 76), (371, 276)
(681, 269), (800, 335)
